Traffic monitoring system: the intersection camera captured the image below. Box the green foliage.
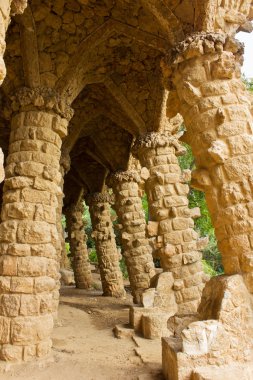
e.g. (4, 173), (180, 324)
(202, 260), (217, 277)
(202, 236), (223, 274)
(119, 257), (129, 279)
(65, 242), (70, 254)
(89, 249), (98, 263)
(142, 193), (149, 222)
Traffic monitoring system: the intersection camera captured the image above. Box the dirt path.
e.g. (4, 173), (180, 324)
(0, 287), (163, 380)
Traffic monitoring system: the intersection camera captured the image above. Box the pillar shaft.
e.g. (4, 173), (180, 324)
(88, 192), (125, 298)
(163, 33), (253, 292)
(133, 133), (206, 314)
(0, 88), (72, 361)
(109, 170), (155, 304)
(65, 199), (92, 289)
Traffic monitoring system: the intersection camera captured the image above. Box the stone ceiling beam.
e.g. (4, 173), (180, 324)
(56, 19), (169, 101)
(104, 78), (146, 134)
(140, 0), (184, 44)
(16, 5), (40, 88)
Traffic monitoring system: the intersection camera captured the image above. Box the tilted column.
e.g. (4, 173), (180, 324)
(0, 87), (72, 361)
(161, 32), (253, 379)
(162, 33), (253, 292)
(133, 133), (206, 314)
(109, 170), (155, 304)
(65, 197), (92, 289)
(88, 192), (125, 298)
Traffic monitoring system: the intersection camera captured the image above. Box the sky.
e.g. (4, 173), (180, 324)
(237, 31), (253, 78)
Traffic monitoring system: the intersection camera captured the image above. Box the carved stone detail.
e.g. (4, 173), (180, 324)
(11, 87), (74, 121)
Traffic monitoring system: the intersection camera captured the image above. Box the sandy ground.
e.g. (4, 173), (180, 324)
(0, 285), (164, 380)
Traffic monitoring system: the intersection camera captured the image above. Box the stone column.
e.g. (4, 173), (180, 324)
(162, 33), (253, 292)
(109, 170), (156, 304)
(88, 192), (125, 298)
(58, 152), (71, 269)
(0, 0), (27, 85)
(0, 87), (72, 362)
(161, 33), (253, 380)
(65, 197), (92, 289)
(133, 133), (206, 314)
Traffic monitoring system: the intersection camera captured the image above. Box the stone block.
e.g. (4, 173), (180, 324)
(31, 243), (56, 259)
(8, 243), (31, 257)
(17, 221), (52, 244)
(23, 345), (37, 361)
(40, 294), (53, 314)
(0, 317), (10, 344)
(0, 294), (20, 317)
(22, 188), (51, 204)
(11, 315), (53, 345)
(142, 312), (171, 339)
(113, 324), (134, 339)
(141, 288), (156, 308)
(129, 306), (154, 334)
(146, 221), (159, 237)
(0, 344), (23, 362)
(15, 162), (44, 177)
(17, 257), (48, 277)
(172, 218), (189, 230)
(0, 221), (17, 243)
(162, 337), (182, 380)
(36, 339), (52, 357)
(20, 295), (40, 316)
(0, 276), (11, 292)
(0, 255), (17, 276)
(182, 320), (222, 356)
(24, 111), (53, 128)
(11, 277), (33, 293)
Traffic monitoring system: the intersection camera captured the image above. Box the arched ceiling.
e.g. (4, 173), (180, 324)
(1, 0), (252, 203)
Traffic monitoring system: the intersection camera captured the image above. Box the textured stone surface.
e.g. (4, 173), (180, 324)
(88, 192), (125, 298)
(133, 132), (206, 315)
(109, 170), (155, 304)
(162, 275), (253, 380)
(0, 108), (66, 361)
(65, 195), (92, 289)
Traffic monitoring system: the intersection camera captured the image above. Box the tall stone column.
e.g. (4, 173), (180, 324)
(0, 87), (72, 362)
(109, 170), (155, 304)
(161, 33), (253, 379)
(133, 133), (206, 314)
(162, 33), (253, 292)
(88, 192), (125, 298)
(65, 197), (92, 289)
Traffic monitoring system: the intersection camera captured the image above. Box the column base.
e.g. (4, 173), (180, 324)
(162, 275), (253, 380)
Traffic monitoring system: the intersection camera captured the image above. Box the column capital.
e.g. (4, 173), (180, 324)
(132, 132), (186, 157)
(161, 33), (243, 86)
(108, 170), (141, 187)
(86, 191), (115, 206)
(11, 86), (74, 121)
